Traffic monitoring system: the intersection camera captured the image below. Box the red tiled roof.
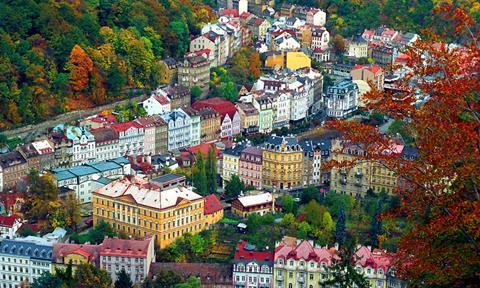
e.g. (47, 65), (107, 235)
(0, 215), (18, 227)
(204, 194), (223, 215)
(352, 64), (382, 75)
(110, 121), (143, 132)
(234, 240), (274, 262)
(53, 243), (100, 263)
(354, 246), (393, 272)
(153, 95), (170, 105)
(192, 97), (237, 121)
(100, 237), (151, 257)
(187, 143), (220, 158)
(220, 9), (239, 17)
(240, 12), (253, 19)
(274, 237), (338, 264)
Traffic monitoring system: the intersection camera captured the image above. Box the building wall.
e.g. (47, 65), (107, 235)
(285, 52), (311, 71)
(222, 154), (240, 187)
(200, 115), (221, 143)
(262, 146), (303, 191)
(155, 124), (169, 155)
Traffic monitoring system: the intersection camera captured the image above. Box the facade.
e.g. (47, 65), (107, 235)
(52, 242), (100, 270)
(252, 95), (273, 133)
(325, 80), (359, 118)
(222, 144), (245, 187)
(239, 146), (263, 190)
(53, 157), (131, 204)
(0, 238), (53, 288)
(0, 151), (28, 192)
(29, 140), (55, 170)
(299, 140), (322, 187)
(348, 35), (369, 58)
(192, 97), (241, 139)
(262, 135), (303, 192)
(268, 91), (291, 129)
(110, 121), (145, 156)
(151, 116), (169, 155)
(99, 237), (155, 283)
(370, 43), (395, 66)
(231, 193), (274, 218)
(92, 177), (221, 248)
(236, 102), (259, 135)
(160, 109), (192, 151)
(135, 116), (164, 156)
(158, 58), (178, 84)
(233, 240), (274, 288)
(182, 107), (202, 146)
(190, 33), (226, 67)
(178, 54), (211, 98)
(306, 8), (326, 26)
(142, 92), (171, 116)
(203, 194), (224, 228)
(0, 215), (21, 239)
(248, 17), (271, 40)
(164, 85), (191, 110)
(52, 125), (96, 167)
(350, 64), (385, 91)
(311, 27), (329, 50)
(198, 107), (222, 143)
(91, 127), (120, 162)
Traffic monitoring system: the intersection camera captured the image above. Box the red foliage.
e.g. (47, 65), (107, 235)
(67, 44), (93, 94)
(327, 6), (480, 286)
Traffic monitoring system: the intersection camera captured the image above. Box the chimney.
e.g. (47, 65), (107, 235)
(334, 243), (339, 250)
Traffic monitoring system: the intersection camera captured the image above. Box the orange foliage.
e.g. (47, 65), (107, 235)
(327, 6), (480, 286)
(249, 51), (262, 79)
(67, 45), (93, 94)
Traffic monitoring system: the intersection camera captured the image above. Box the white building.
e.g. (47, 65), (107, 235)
(142, 90), (171, 116)
(290, 90), (309, 122)
(273, 32), (301, 51)
(306, 8), (327, 26)
(325, 80), (359, 118)
(268, 91), (291, 129)
(110, 121), (145, 156)
(91, 127), (120, 162)
(0, 215), (21, 239)
(347, 35), (369, 58)
(0, 237), (53, 288)
(232, 240), (274, 288)
(53, 157), (131, 205)
(160, 109), (192, 151)
(56, 125), (96, 167)
(311, 27), (329, 50)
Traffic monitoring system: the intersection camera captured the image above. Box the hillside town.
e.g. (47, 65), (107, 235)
(0, 0), (476, 287)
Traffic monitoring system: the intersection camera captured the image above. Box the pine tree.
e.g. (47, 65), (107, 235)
(325, 241), (370, 288)
(206, 146), (218, 194)
(334, 208), (347, 245)
(369, 201), (383, 247)
(114, 269), (133, 288)
(193, 151), (208, 195)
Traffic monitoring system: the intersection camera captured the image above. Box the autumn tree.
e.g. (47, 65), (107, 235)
(67, 45), (93, 94)
(73, 263), (112, 288)
(327, 6), (480, 286)
(248, 51), (262, 80)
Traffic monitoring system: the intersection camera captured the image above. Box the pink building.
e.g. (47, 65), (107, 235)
(238, 146), (263, 189)
(135, 116), (162, 156)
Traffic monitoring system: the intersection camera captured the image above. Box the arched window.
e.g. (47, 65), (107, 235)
(378, 268), (384, 275)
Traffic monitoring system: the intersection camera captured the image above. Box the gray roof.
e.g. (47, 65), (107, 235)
(266, 135), (299, 146)
(152, 173), (184, 183)
(87, 161), (121, 172)
(0, 239), (53, 261)
(108, 157), (130, 165)
(68, 165), (99, 177)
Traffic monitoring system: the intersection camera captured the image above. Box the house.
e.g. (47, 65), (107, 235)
(99, 237), (155, 283)
(306, 8), (326, 26)
(311, 26), (329, 50)
(265, 51), (285, 69)
(90, 127), (120, 162)
(222, 143), (246, 187)
(231, 192), (274, 217)
(190, 32), (226, 67)
(272, 32), (300, 51)
(163, 85), (191, 110)
(80, 113), (117, 130)
(135, 116), (165, 156)
(52, 242), (100, 270)
(239, 146), (263, 190)
(110, 121), (145, 156)
(182, 107), (201, 146)
(178, 53), (211, 98)
(142, 90), (171, 116)
(158, 58), (178, 84)
(197, 107), (222, 143)
(192, 97), (241, 139)
(348, 34), (369, 58)
(247, 17), (271, 40)
(312, 47), (331, 62)
(252, 95), (273, 133)
(350, 64), (385, 91)
(160, 109), (192, 151)
(0, 151), (28, 192)
(51, 124), (96, 167)
(236, 102), (259, 135)
(0, 215), (21, 239)
(325, 80), (359, 118)
(285, 51), (311, 71)
(151, 174), (186, 190)
(203, 194), (224, 228)
(0, 237), (53, 287)
(370, 42), (395, 66)
(285, 17), (303, 29)
(232, 240), (274, 287)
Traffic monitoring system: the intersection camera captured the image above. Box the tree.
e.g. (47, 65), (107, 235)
(154, 270), (182, 287)
(115, 269), (133, 288)
(206, 146), (218, 194)
(64, 196), (82, 231)
(31, 272), (64, 288)
(332, 34), (346, 55)
(176, 276), (201, 288)
(301, 186), (320, 204)
(66, 45), (93, 94)
(193, 150), (208, 195)
(281, 213), (297, 229)
(325, 243), (370, 288)
(73, 263), (112, 288)
(281, 195), (296, 214)
(302, 200), (326, 227)
(190, 86), (202, 100)
(248, 51), (262, 80)
(334, 208), (347, 246)
(224, 175), (245, 199)
(89, 220), (115, 244)
(322, 211), (335, 232)
(326, 6), (480, 286)
(18, 225), (36, 237)
(298, 221), (312, 239)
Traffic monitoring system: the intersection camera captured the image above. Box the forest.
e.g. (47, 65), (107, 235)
(0, 0), (215, 129)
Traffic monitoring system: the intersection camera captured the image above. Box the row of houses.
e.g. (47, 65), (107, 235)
(232, 236), (406, 288)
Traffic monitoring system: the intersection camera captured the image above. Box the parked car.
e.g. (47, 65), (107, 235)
(84, 219), (93, 227)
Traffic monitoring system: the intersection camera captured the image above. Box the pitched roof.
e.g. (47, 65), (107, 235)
(91, 127), (119, 143)
(352, 64), (383, 75)
(0, 215), (18, 227)
(204, 194), (223, 215)
(234, 240), (274, 262)
(274, 237), (338, 264)
(53, 243), (100, 262)
(192, 97), (238, 121)
(100, 237), (152, 257)
(236, 193), (273, 208)
(110, 121), (143, 133)
(153, 94), (171, 105)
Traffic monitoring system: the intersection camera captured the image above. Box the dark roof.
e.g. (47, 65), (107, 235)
(91, 127), (119, 143)
(0, 239), (52, 260)
(0, 151), (26, 168)
(162, 57), (177, 67)
(266, 135), (299, 146)
(223, 143), (246, 157)
(402, 146), (419, 160)
(351, 34), (367, 44)
(151, 174), (185, 184)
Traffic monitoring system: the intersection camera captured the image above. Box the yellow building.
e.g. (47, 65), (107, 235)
(262, 135), (303, 192)
(222, 144), (245, 187)
(92, 177), (222, 248)
(197, 107), (221, 143)
(231, 192), (274, 218)
(285, 52), (311, 71)
(52, 243), (100, 271)
(203, 194), (224, 228)
(236, 102), (259, 134)
(158, 58), (178, 84)
(265, 52), (285, 70)
(330, 139), (402, 197)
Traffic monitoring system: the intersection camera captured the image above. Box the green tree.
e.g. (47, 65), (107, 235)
(224, 175), (245, 199)
(281, 195), (296, 214)
(326, 243), (370, 288)
(281, 213), (297, 229)
(176, 276), (201, 288)
(89, 220), (116, 244)
(206, 146), (218, 194)
(334, 208), (347, 246)
(154, 270), (182, 287)
(115, 269), (133, 288)
(298, 221), (312, 239)
(220, 81), (237, 102)
(322, 211), (335, 232)
(193, 150), (208, 195)
(190, 86), (202, 101)
(73, 263), (112, 288)
(303, 200), (326, 227)
(301, 186), (320, 204)
(18, 225), (36, 237)
(31, 272), (64, 288)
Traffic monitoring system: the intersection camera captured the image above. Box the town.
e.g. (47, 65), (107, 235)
(0, 0), (478, 288)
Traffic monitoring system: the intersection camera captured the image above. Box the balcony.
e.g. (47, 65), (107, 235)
(355, 171), (363, 178)
(298, 275), (305, 283)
